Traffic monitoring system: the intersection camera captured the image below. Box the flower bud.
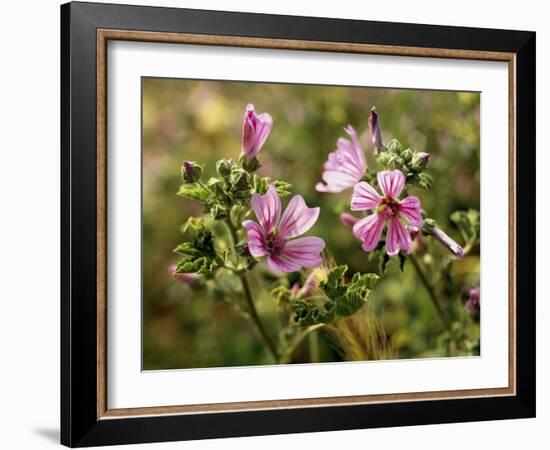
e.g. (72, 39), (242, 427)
(411, 152), (430, 171)
(465, 286), (480, 316)
(242, 103), (273, 160)
(340, 213), (359, 228)
(239, 154), (261, 172)
(216, 159), (233, 178)
(181, 161), (202, 183)
(210, 180), (231, 204)
(168, 265), (198, 285)
(401, 148), (413, 163)
(210, 205), (228, 220)
(231, 168), (251, 191)
(368, 107), (384, 149)
(423, 219), (464, 258)
(408, 225), (421, 240)
(386, 139), (403, 154)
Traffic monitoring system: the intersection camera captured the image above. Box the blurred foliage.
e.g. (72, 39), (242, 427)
(142, 78), (480, 369)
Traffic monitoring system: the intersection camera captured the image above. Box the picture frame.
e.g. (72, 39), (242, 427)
(61, 1), (535, 447)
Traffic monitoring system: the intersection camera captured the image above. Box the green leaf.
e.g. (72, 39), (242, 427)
(272, 180), (293, 198)
(174, 217), (219, 275)
(450, 209), (480, 248)
(176, 183), (209, 202)
(292, 266), (379, 326)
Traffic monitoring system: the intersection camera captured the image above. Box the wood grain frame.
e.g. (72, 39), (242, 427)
(96, 29), (516, 419)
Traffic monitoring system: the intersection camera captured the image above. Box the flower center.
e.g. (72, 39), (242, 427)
(377, 196), (399, 218)
(265, 231), (286, 255)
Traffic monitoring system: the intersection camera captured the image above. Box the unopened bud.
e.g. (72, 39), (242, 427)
(216, 159), (233, 177)
(181, 161), (202, 183)
(411, 152), (430, 171)
(369, 107), (384, 149)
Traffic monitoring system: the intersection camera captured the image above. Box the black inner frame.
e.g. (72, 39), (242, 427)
(61, 2), (536, 447)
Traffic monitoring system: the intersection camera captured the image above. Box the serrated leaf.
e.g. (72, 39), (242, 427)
(450, 209), (480, 247)
(177, 183), (209, 201)
(292, 266), (379, 326)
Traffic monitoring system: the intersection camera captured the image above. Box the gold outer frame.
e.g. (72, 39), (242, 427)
(96, 29), (516, 420)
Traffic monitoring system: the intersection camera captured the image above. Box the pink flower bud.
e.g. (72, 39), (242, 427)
(408, 225), (421, 240)
(241, 104), (273, 160)
(465, 286), (480, 316)
(368, 107), (384, 149)
(168, 265), (198, 285)
(340, 213), (359, 228)
(431, 226), (464, 258)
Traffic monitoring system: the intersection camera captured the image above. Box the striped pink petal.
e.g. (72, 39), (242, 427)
(398, 196), (423, 226)
(386, 216), (412, 256)
(278, 195), (320, 240)
(242, 220), (267, 257)
(278, 236), (325, 270)
(377, 170), (405, 199)
(352, 213), (385, 252)
(316, 125), (366, 193)
(250, 184), (281, 234)
(351, 181), (382, 211)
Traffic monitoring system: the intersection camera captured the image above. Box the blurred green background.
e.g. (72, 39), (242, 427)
(142, 77), (480, 370)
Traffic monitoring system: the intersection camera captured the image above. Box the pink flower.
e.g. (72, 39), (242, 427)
(243, 185), (325, 272)
(351, 170), (423, 256)
(242, 103), (273, 160)
(168, 265), (198, 285)
(316, 125), (366, 193)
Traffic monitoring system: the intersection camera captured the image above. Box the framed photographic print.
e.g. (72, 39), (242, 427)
(60, 1), (536, 447)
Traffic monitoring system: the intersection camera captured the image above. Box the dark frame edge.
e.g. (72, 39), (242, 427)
(514, 31), (536, 418)
(60, 2), (72, 447)
(60, 2), (536, 447)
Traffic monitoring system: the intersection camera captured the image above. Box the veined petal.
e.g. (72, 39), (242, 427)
(242, 104), (256, 156)
(316, 127), (366, 193)
(386, 216), (412, 256)
(344, 125), (367, 170)
(351, 181), (382, 211)
(243, 220), (267, 257)
(377, 170), (405, 200)
(352, 213), (385, 252)
(315, 181), (341, 193)
(398, 195), (423, 226)
(252, 112), (273, 155)
(250, 184), (281, 234)
(317, 170), (359, 193)
(267, 254), (301, 273)
(279, 236), (325, 269)
(278, 195), (320, 239)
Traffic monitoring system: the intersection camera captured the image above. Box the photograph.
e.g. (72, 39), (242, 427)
(142, 78), (481, 370)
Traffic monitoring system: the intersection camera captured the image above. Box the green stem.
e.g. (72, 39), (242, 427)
(308, 331), (320, 363)
(224, 218), (279, 362)
(239, 273), (279, 362)
(409, 254), (451, 331)
(280, 324), (325, 364)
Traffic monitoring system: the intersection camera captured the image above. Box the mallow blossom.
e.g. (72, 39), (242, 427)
(241, 103), (273, 160)
(243, 185), (325, 272)
(351, 170), (423, 256)
(316, 125), (366, 193)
